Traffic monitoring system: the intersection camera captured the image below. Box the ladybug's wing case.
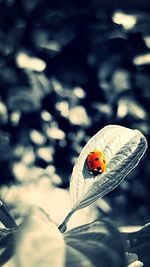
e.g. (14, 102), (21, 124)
(87, 153), (95, 170)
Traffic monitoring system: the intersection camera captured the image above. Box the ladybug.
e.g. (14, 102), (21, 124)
(87, 150), (107, 176)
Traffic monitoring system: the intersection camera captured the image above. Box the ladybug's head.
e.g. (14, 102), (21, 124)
(90, 166), (102, 176)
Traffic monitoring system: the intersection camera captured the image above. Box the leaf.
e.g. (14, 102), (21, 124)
(127, 223), (150, 267)
(127, 260), (143, 267)
(0, 227), (16, 266)
(64, 219), (126, 267)
(15, 208), (65, 267)
(15, 208), (126, 267)
(126, 252), (138, 265)
(69, 125), (147, 212)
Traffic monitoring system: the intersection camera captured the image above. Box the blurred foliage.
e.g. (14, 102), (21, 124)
(0, 0), (150, 228)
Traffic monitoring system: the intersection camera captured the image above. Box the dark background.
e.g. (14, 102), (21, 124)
(0, 0), (150, 226)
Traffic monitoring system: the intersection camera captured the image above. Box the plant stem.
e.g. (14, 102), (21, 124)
(0, 200), (17, 228)
(58, 210), (74, 233)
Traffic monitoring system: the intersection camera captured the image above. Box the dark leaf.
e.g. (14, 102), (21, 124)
(126, 223), (150, 267)
(65, 220), (126, 267)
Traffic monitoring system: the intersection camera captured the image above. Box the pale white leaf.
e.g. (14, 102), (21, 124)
(127, 260), (143, 267)
(69, 125), (147, 211)
(15, 208), (65, 267)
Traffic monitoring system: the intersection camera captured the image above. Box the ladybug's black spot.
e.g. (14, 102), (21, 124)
(95, 158), (99, 161)
(90, 152), (94, 154)
(103, 160), (105, 163)
(88, 161), (91, 163)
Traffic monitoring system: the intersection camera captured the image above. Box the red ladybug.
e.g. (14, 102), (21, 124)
(87, 151), (107, 175)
